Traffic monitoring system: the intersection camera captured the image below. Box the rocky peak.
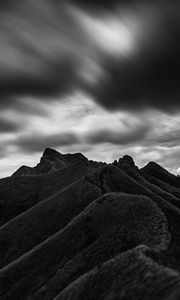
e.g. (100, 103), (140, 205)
(42, 148), (88, 165)
(118, 155), (135, 168)
(11, 165), (36, 177)
(142, 161), (168, 176)
(64, 152), (89, 165)
(11, 148), (102, 177)
(42, 148), (62, 160)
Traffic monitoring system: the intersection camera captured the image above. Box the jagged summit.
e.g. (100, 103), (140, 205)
(12, 148), (104, 177)
(11, 148), (180, 185)
(42, 147), (62, 159)
(42, 148), (93, 166)
(119, 155), (136, 167)
(11, 165), (35, 177)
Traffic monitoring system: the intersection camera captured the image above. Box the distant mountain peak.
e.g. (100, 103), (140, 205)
(142, 161), (171, 175)
(121, 155), (135, 167)
(141, 161), (180, 188)
(117, 155), (136, 168)
(42, 147), (62, 159)
(11, 148), (103, 177)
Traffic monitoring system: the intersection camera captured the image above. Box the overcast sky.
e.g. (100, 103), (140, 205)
(0, 0), (180, 177)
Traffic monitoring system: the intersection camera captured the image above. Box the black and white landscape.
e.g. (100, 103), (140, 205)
(1, 148), (180, 299)
(1, 0), (180, 299)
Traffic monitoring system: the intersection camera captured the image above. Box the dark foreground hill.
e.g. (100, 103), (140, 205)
(1, 149), (180, 299)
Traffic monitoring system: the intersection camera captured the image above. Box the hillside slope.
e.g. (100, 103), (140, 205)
(1, 149), (180, 300)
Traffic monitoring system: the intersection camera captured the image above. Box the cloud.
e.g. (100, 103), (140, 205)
(83, 2), (180, 112)
(70, 0), (119, 10)
(82, 110), (151, 145)
(15, 132), (80, 153)
(0, 0), (179, 114)
(0, 0), (82, 109)
(1, 0), (180, 177)
(2, 107), (180, 177)
(0, 117), (21, 133)
(148, 132), (180, 149)
(0, 59), (77, 99)
(0, 96), (152, 160)
(86, 124), (149, 145)
(0, 145), (7, 159)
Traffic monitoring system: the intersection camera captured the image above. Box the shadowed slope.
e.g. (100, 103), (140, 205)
(0, 159), (95, 226)
(0, 170), (102, 268)
(0, 148), (104, 227)
(0, 194), (171, 300)
(1, 150), (180, 300)
(1, 161), (180, 269)
(54, 246), (180, 300)
(141, 162), (180, 188)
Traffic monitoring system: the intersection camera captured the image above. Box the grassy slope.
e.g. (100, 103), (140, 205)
(54, 245), (180, 300)
(1, 155), (180, 299)
(141, 162), (180, 188)
(0, 193), (171, 300)
(140, 170), (180, 200)
(0, 171), (101, 268)
(1, 164), (180, 269)
(0, 162), (89, 226)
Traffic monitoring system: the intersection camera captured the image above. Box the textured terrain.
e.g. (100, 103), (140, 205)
(1, 148), (180, 299)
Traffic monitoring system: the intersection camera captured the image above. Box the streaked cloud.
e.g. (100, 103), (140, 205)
(0, 117), (22, 133)
(1, 95), (180, 177)
(15, 132), (79, 153)
(0, 0), (180, 177)
(0, 0), (179, 112)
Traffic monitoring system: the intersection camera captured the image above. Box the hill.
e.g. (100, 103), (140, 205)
(1, 149), (180, 299)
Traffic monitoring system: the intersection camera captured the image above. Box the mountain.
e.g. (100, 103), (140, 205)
(1, 149), (180, 300)
(11, 148), (103, 177)
(0, 148), (105, 226)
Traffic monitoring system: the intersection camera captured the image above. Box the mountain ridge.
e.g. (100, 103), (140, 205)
(1, 148), (180, 300)
(11, 148), (105, 177)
